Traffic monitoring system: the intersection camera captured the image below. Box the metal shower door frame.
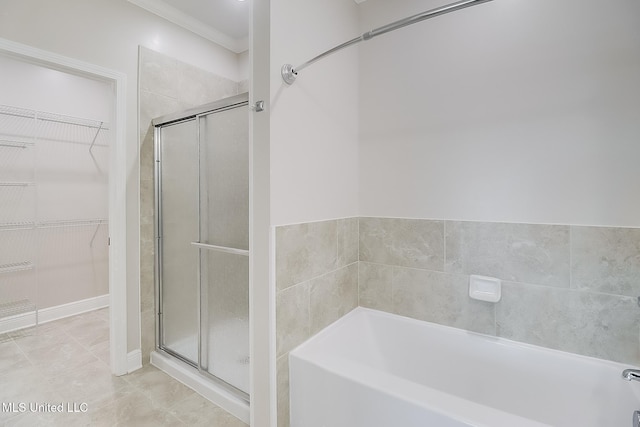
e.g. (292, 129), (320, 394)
(153, 93), (250, 403)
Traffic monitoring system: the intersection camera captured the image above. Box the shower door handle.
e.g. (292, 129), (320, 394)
(190, 241), (249, 257)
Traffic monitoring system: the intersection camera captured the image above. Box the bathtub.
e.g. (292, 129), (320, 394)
(289, 307), (640, 427)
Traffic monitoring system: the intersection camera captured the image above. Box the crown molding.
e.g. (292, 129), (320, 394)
(128, 0), (248, 53)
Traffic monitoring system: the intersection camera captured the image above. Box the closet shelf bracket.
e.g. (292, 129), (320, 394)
(89, 221), (103, 247)
(88, 121), (104, 153)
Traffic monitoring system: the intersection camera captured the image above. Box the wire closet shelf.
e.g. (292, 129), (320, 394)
(0, 104), (110, 323)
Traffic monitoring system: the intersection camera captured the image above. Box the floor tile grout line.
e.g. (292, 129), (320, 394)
(1, 307), (248, 427)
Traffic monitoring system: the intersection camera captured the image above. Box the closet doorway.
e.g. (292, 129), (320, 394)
(0, 52), (117, 366)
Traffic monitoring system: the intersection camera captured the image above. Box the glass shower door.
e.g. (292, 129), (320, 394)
(156, 94), (249, 400)
(198, 105), (250, 394)
(157, 118), (199, 364)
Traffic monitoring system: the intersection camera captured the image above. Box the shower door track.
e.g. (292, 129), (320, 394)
(152, 94), (248, 128)
(156, 346), (250, 403)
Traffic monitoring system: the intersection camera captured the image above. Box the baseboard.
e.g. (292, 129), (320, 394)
(0, 311), (37, 334)
(127, 349), (143, 373)
(39, 294), (109, 324)
(0, 294), (109, 334)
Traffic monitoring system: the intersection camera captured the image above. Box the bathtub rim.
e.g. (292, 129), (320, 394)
(290, 306), (640, 371)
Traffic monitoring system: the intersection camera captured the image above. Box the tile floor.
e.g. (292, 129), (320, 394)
(0, 308), (249, 427)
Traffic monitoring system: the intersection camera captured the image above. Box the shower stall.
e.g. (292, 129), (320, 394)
(151, 93), (250, 422)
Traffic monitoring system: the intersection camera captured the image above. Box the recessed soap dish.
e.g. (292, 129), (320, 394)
(469, 275), (501, 303)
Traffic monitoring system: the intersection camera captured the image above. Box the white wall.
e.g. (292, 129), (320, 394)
(270, 0), (360, 226)
(358, 0), (640, 227)
(0, 56), (112, 119)
(238, 49), (250, 82)
(0, 0), (243, 352)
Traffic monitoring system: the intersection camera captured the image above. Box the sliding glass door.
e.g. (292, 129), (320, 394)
(198, 106), (250, 393)
(155, 94), (249, 398)
(157, 118), (199, 364)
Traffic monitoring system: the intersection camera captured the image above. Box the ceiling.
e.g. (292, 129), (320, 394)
(128, 0), (249, 53)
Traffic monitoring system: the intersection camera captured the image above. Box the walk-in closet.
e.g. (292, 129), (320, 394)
(0, 55), (111, 332)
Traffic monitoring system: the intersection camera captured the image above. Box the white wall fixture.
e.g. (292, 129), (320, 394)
(469, 275), (501, 302)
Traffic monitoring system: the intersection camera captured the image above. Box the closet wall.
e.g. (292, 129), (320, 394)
(0, 56), (112, 330)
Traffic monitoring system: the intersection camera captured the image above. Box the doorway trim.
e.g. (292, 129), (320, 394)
(0, 37), (129, 376)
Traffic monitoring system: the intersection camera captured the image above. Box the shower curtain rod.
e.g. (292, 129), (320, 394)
(281, 0), (494, 85)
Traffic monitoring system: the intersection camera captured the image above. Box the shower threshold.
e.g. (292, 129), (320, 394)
(150, 350), (250, 423)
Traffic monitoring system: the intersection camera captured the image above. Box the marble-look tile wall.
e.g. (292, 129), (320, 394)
(275, 218), (359, 427)
(276, 216), (640, 426)
(359, 217), (640, 365)
(139, 46), (243, 363)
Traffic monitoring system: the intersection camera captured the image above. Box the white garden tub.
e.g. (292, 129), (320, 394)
(290, 307), (640, 427)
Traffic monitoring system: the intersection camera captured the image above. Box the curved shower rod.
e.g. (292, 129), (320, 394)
(281, 0), (494, 85)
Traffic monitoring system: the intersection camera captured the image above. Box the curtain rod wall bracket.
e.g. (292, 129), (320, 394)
(281, 64), (297, 85)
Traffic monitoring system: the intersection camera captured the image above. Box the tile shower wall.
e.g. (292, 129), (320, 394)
(139, 46), (245, 363)
(275, 218), (359, 427)
(359, 217), (640, 365)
